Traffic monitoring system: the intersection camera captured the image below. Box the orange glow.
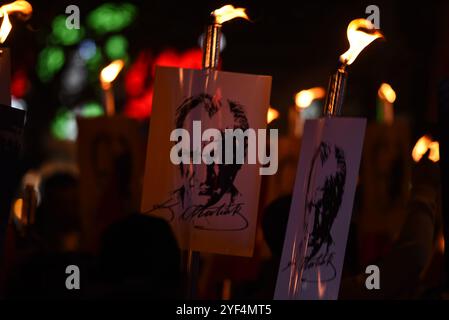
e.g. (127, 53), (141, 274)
(340, 19), (383, 66)
(378, 83), (396, 103)
(295, 87), (326, 109)
(13, 198), (23, 220)
(212, 5), (249, 25)
(0, 1), (32, 43)
(267, 107), (279, 124)
(317, 269), (326, 298)
(428, 141), (440, 163)
(412, 135), (440, 163)
(438, 234), (445, 254)
(100, 60), (124, 90)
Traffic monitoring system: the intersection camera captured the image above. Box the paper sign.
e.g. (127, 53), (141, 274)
(141, 66), (272, 257)
(78, 116), (145, 251)
(275, 117), (366, 300)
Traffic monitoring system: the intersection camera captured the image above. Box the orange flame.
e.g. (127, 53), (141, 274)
(295, 87), (326, 109)
(412, 135), (439, 162)
(317, 269), (326, 299)
(340, 19), (383, 66)
(267, 107), (279, 124)
(0, 1), (32, 43)
(428, 141), (440, 163)
(13, 197), (22, 221)
(100, 60), (124, 90)
(212, 5), (249, 25)
(378, 83), (396, 103)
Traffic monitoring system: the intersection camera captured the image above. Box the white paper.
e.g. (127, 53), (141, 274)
(275, 117), (366, 300)
(141, 66), (272, 257)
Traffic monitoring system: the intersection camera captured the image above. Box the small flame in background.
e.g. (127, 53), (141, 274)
(212, 4), (249, 25)
(412, 135), (440, 162)
(378, 83), (396, 103)
(100, 59), (124, 89)
(295, 87), (326, 109)
(267, 106), (279, 124)
(340, 18), (383, 66)
(0, 0), (32, 43)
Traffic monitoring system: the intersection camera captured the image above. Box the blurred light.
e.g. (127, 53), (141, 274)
(154, 48), (202, 71)
(378, 83), (396, 103)
(11, 69), (27, 98)
(62, 55), (87, 96)
(412, 135), (436, 163)
(79, 102), (103, 117)
(37, 46), (65, 82)
(125, 51), (151, 97)
(199, 32), (226, 52)
(86, 49), (103, 72)
(105, 34), (128, 60)
(51, 108), (77, 141)
(267, 107), (279, 124)
(11, 95), (26, 111)
(124, 88), (153, 119)
(52, 15), (84, 46)
(100, 59), (124, 89)
(78, 39), (97, 61)
(13, 198), (22, 221)
(295, 87), (326, 109)
(340, 19), (383, 66)
(428, 141), (440, 163)
(87, 3), (137, 35)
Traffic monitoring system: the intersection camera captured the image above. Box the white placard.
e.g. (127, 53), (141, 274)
(275, 117), (366, 299)
(141, 66), (272, 257)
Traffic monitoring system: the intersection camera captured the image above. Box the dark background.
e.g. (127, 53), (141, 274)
(6, 0), (449, 167)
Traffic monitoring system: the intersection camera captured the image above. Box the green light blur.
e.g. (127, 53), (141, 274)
(37, 47), (65, 82)
(86, 49), (103, 72)
(87, 3), (137, 35)
(52, 15), (85, 46)
(51, 108), (77, 141)
(105, 35), (128, 59)
(81, 102), (104, 117)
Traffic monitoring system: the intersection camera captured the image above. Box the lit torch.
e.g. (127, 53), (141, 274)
(203, 5), (249, 69)
(377, 83), (396, 125)
(323, 19), (383, 116)
(100, 59), (124, 116)
(0, 1), (32, 106)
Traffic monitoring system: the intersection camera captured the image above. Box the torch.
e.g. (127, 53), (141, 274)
(323, 19), (383, 116)
(0, 1), (32, 105)
(184, 4), (250, 299)
(202, 4), (249, 69)
(377, 83), (396, 125)
(100, 59), (124, 116)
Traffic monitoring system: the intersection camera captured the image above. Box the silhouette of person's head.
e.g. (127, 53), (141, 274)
(175, 94), (249, 207)
(98, 213), (181, 298)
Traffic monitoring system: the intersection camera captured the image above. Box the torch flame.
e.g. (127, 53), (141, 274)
(295, 87), (326, 109)
(340, 19), (383, 66)
(378, 83), (396, 103)
(412, 135), (439, 163)
(267, 107), (279, 124)
(0, 1), (32, 43)
(212, 5), (249, 25)
(428, 141), (440, 163)
(100, 59), (124, 89)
